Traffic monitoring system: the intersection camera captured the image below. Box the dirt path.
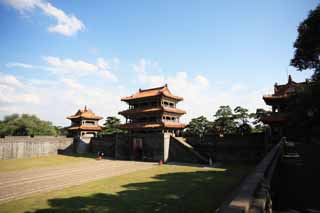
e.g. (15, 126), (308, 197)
(0, 159), (156, 204)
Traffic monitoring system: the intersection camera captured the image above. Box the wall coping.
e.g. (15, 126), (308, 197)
(217, 141), (283, 213)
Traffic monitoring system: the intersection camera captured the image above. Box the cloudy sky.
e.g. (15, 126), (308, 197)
(0, 0), (317, 126)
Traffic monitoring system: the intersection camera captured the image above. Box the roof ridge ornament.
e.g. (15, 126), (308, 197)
(288, 75), (292, 83)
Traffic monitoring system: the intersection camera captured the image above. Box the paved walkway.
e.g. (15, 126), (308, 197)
(0, 160), (156, 204)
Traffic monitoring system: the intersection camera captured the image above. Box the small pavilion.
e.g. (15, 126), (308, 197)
(66, 106), (103, 138)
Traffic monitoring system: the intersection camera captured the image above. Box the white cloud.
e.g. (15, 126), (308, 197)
(195, 75), (209, 88)
(99, 70), (118, 81)
(96, 58), (110, 70)
(0, 72), (127, 125)
(0, 73), (40, 104)
(132, 58), (269, 122)
(43, 56), (118, 81)
(6, 62), (33, 69)
(0, 58), (271, 126)
(133, 58), (165, 86)
(2, 0), (38, 11)
(61, 78), (83, 90)
(3, 0), (85, 36)
(112, 57), (120, 65)
(0, 73), (24, 87)
(44, 56), (97, 74)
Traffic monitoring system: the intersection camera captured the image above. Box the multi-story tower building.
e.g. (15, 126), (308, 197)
(262, 75), (306, 140)
(119, 84), (186, 136)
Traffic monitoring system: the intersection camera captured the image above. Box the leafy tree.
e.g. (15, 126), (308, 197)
(101, 116), (125, 135)
(213, 105), (236, 135)
(55, 126), (68, 136)
(250, 108), (269, 133)
(291, 5), (320, 80)
(185, 116), (212, 141)
(234, 106), (252, 134)
(0, 114), (59, 136)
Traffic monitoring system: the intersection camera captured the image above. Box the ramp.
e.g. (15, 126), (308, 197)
(169, 136), (208, 164)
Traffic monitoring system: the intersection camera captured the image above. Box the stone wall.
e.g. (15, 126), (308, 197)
(114, 134), (130, 160)
(90, 135), (116, 157)
(217, 141), (284, 213)
(0, 136), (74, 160)
(93, 133), (210, 163)
(120, 133), (164, 162)
(190, 133), (266, 163)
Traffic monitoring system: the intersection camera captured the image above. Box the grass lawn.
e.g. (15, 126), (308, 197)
(0, 154), (96, 173)
(0, 164), (251, 213)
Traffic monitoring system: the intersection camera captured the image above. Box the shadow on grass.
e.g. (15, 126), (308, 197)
(26, 168), (245, 213)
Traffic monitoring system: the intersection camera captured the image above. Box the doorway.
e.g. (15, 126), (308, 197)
(132, 138), (143, 160)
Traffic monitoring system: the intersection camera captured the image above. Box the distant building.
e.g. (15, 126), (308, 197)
(262, 75), (306, 140)
(66, 106), (103, 138)
(119, 84), (186, 136)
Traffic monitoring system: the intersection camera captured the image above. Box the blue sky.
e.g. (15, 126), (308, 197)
(0, 0), (318, 126)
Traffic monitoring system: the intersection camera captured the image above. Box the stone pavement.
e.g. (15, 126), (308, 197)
(0, 159), (156, 204)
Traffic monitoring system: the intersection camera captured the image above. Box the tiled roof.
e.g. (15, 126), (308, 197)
(67, 125), (103, 131)
(119, 121), (186, 129)
(67, 107), (103, 120)
(163, 122), (186, 128)
(121, 84), (183, 101)
(119, 106), (186, 116)
(274, 75), (305, 96)
(263, 75), (306, 105)
(260, 113), (288, 124)
(262, 95), (290, 102)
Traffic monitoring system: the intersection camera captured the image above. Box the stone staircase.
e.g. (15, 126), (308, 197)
(171, 136), (208, 164)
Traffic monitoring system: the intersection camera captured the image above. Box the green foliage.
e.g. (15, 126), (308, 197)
(250, 108), (269, 133)
(55, 126), (68, 136)
(100, 116), (125, 135)
(286, 81), (320, 127)
(213, 105), (237, 135)
(234, 106), (252, 134)
(185, 116), (212, 140)
(0, 114), (59, 136)
(291, 4), (320, 80)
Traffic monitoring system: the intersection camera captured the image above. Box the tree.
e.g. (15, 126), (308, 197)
(213, 105), (236, 135)
(185, 116), (212, 141)
(101, 116), (125, 135)
(234, 106), (252, 134)
(0, 114), (59, 136)
(291, 5), (320, 80)
(250, 108), (269, 133)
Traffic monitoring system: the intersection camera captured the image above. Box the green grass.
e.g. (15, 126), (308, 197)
(0, 154), (96, 173)
(0, 164), (251, 213)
